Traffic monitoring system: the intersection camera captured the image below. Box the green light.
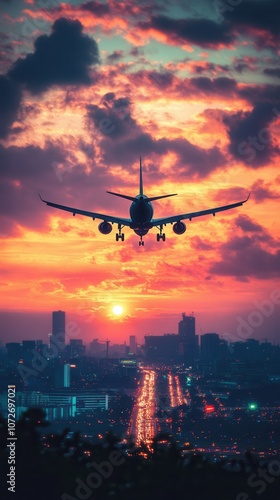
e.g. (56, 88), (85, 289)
(248, 403), (257, 410)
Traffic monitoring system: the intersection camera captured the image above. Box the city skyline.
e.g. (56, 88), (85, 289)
(1, 308), (279, 347)
(1, 0), (280, 345)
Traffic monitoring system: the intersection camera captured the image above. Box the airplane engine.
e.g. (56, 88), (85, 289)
(173, 221), (186, 235)
(98, 221), (112, 234)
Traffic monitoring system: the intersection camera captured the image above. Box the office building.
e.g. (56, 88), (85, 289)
(65, 339), (86, 358)
(145, 334), (180, 362)
(54, 362), (70, 388)
(178, 313), (199, 364)
(52, 310), (65, 347)
(129, 335), (137, 354)
(200, 333), (220, 362)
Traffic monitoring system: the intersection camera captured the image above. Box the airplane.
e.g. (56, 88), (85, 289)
(39, 157), (250, 246)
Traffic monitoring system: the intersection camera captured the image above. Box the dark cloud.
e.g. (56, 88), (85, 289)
(87, 92), (225, 177)
(139, 15), (234, 48)
(100, 132), (224, 178)
(210, 219), (279, 280)
(191, 236), (213, 251)
(209, 213), (278, 280)
(210, 244), (280, 281)
(238, 83), (280, 106)
(8, 18), (99, 94)
(87, 98), (137, 140)
(0, 75), (21, 138)
(81, 1), (110, 16)
(263, 67), (280, 79)
(251, 179), (280, 203)
(147, 70), (174, 88)
(223, 0), (280, 37)
(223, 102), (279, 166)
(232, 56), (258, 75)
(106, 50), (124, 62)
(189, 76), (237, 94)
(190, 62), (230, 75)
(129, 47), (143, 57)
(0, 143), (66, 236)
(0, 140), (138, 237)
(235, 214), (264, 233)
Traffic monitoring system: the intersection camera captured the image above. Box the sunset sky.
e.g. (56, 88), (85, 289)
(0, 0), (280, 346)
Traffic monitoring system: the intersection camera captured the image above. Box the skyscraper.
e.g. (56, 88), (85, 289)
(178, 313), (195, 338)
(52, 310), (66, 347)
(129, 335), (137, 354)
(54, 362), (70, 388)
(178, 313), (199, 364)
(200, 333), (220, 362)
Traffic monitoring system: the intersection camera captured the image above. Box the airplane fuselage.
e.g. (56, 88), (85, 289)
(129, 195), (154, 236)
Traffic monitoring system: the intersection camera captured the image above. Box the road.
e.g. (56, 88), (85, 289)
(128, 369), (157, 449)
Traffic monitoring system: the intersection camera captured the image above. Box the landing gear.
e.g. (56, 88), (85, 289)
(139, 237), (144, 246)
(116, 224), (124, 242)
(156, 225), (166, 242)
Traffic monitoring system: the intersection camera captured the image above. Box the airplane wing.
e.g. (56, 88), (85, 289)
(150, 194), (250, 226)
(39, 195), (131, 226)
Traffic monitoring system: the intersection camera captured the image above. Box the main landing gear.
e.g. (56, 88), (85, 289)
(116, 224), (125, 242)
(156, 224), (166, 242)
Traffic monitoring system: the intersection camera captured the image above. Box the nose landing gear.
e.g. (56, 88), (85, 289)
(139, 236), (144, 246)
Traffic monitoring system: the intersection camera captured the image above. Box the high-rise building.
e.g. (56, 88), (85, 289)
(178, 313), (195, 338)
(65, 339), (86, 358)
(145, 334), (180, 362)
(129, 335), (137, 354)
(52, 310), (65, 347)
(200, 333), (220, 362)
(178, 313), (199, 364)
(54, 362), (70, 388)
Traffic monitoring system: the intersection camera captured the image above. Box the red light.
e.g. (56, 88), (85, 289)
(205, 405), (215, 413)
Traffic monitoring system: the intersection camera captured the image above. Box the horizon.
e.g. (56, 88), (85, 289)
(1, 302), (279, 346)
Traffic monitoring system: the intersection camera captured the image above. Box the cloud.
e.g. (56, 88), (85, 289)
(191, 235), (214, 251)
(223, 0), (280, 50)
(263, 67), (280, 79)
(0, 143), (66, 236)
(106, 50), (124, 62)
(8, 17), (99, 94)
(87, 94), (138, 140)
(251, 179), (280, 203)
(223, 102), (279, 166)
(81, 1), (110, 16)
(235, 214), (264, 233)
(210, 244), (280, 281)
(87, 91), (225, 177)
(0, 75), (22, 138)
(188, 61), (230, 75)
(210, 215), (279, 280)
(138, 15), (234, 49)
(0, 138), (146, 237)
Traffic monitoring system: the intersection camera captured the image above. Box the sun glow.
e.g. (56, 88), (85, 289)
(112, 305), (124, 316)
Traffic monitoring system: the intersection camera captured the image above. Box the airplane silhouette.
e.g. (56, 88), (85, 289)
(40, 158), (250, 246)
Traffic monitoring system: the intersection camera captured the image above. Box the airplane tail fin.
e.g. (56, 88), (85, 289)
(139, 157), (177, 201)
(107, 157), (177, 202)
(140, 156), (143, 196)
(106, 157), (144, 201)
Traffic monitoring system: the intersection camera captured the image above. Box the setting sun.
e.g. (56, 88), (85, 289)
(112, 305), (124, 316)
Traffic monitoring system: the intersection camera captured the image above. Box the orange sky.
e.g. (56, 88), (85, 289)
(0, 0), (280, 345)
